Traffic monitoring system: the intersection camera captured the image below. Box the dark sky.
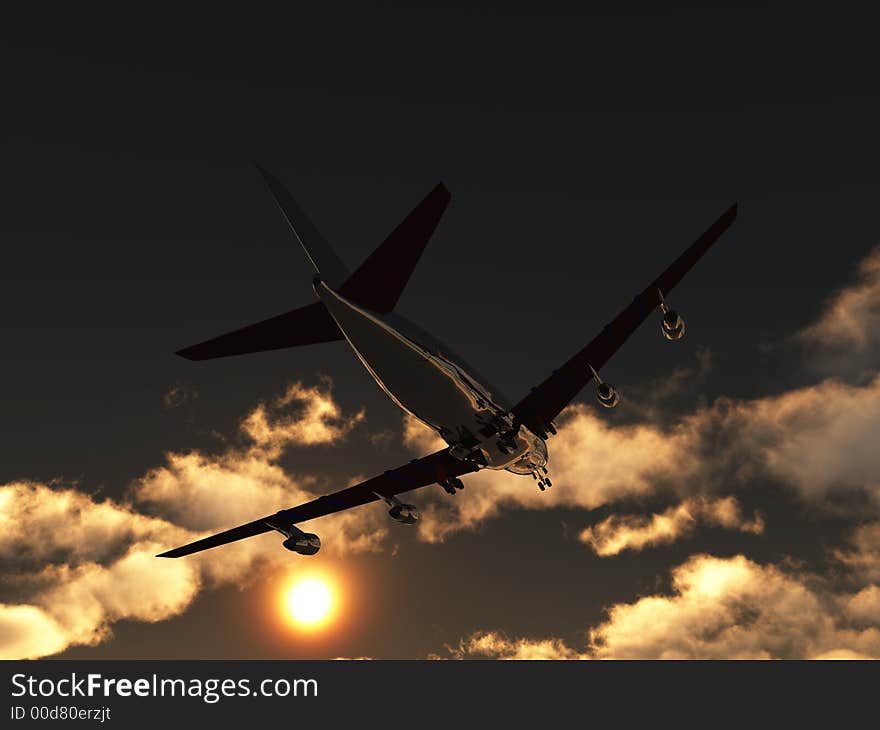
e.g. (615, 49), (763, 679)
(3, 3), (880, 659)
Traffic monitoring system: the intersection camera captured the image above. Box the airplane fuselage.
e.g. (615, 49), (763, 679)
(315, 279), (548, 476)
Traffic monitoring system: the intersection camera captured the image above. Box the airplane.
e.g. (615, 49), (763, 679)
(158, 167), (737, 558)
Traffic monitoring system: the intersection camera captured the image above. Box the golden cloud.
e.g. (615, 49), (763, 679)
(834, 521), (880, 583)
(0, 481), (202, 659)
(0, 604), (71, 660)
(452, 544), (880, 660)
(449, 632), (584, 660)
(0, 379), (385, 660)
(579, 496), (764, 556)
(241, 380), (365, 458)
(408, 370), (880, 546)
(800, 245), (880, 352)
(412, 404), (700, 543)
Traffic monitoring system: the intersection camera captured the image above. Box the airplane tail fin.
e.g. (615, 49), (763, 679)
(255, 164), (351, 287)
(338, 182), (450, 313)
(175, 171), (450, 361)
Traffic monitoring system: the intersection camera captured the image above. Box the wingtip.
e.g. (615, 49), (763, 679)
(254, 162), (279, 188)
(175, 346), (200, 361)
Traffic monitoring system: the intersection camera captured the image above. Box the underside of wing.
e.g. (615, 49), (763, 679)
(512, 204), (738, 435)
(157, 447), (476, 557)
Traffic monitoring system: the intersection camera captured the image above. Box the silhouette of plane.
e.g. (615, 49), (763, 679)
(158, 167), (736, 558)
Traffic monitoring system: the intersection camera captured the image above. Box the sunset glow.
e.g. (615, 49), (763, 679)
(281, 574), (338, 630)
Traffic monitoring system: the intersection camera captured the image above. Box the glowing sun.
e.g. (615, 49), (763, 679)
(283, 575), (337, 629)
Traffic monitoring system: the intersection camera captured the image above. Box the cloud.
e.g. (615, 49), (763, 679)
(843, 585), (880, 626)
(809, 649), (876, 660)
(134, 452), (297, 532)
(408, 371), (880, 545)
(800, 245), (880, 354)
(162, 383), (198, 409)
(835, 521), (880, 583)
(0, 481), (202, 659)
(402, 414), (445, 453)
(585, 554), (880, 659)
(241, 380), (365, 458)
(579, 496), (764, 556)
(449, 632), (584, 660)
(411, 404), (700, 543)
(0, 480), (189, 571)
(0, 379), (386, 660)
(0, 604), (71, 660)
(721, 376), (880, 505)
(451, 547), (880, 660)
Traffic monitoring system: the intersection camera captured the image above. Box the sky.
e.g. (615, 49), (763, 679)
(2, 2), (880, 659)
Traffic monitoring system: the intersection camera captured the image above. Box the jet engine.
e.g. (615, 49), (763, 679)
(281, 529), (321, 555)
(373, 491), (420, 524)
(596, 381), (620, 408)
(661, 309), (686, 341)
(589, 364), (619, 408)
(658, 289), (685, 341)
(388, 502), (420, 524)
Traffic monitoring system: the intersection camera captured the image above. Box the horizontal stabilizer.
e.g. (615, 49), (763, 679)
(176, 301), (343, 361)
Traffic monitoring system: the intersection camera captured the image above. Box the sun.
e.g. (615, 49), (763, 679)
(282, 575), (337, 630)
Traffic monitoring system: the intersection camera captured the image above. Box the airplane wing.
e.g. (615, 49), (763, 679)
(511, 204), (738, 436)
(156, 447), (477, 557)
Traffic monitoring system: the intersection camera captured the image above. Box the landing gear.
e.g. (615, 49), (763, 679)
(440, 477), (465, 496)
(531, 467), (552, 491)
(449, 444), (471, 461)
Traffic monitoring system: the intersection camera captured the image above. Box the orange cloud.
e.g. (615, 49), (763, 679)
(579, 496), (763, 556)
(586, 554), (879, 659)
(0, 379), (385, 660)
(0, 604), (72, 660)
(834, 521), (880, 583)
(449, 632), (584, 660)
(800, 245), (880, 352)
(411, 404), (701, 543)
(451, 542), (880, 660)
(0, 481), (201, 659)
(241, 380), (365, 458)
(407, 371), (880, 546)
